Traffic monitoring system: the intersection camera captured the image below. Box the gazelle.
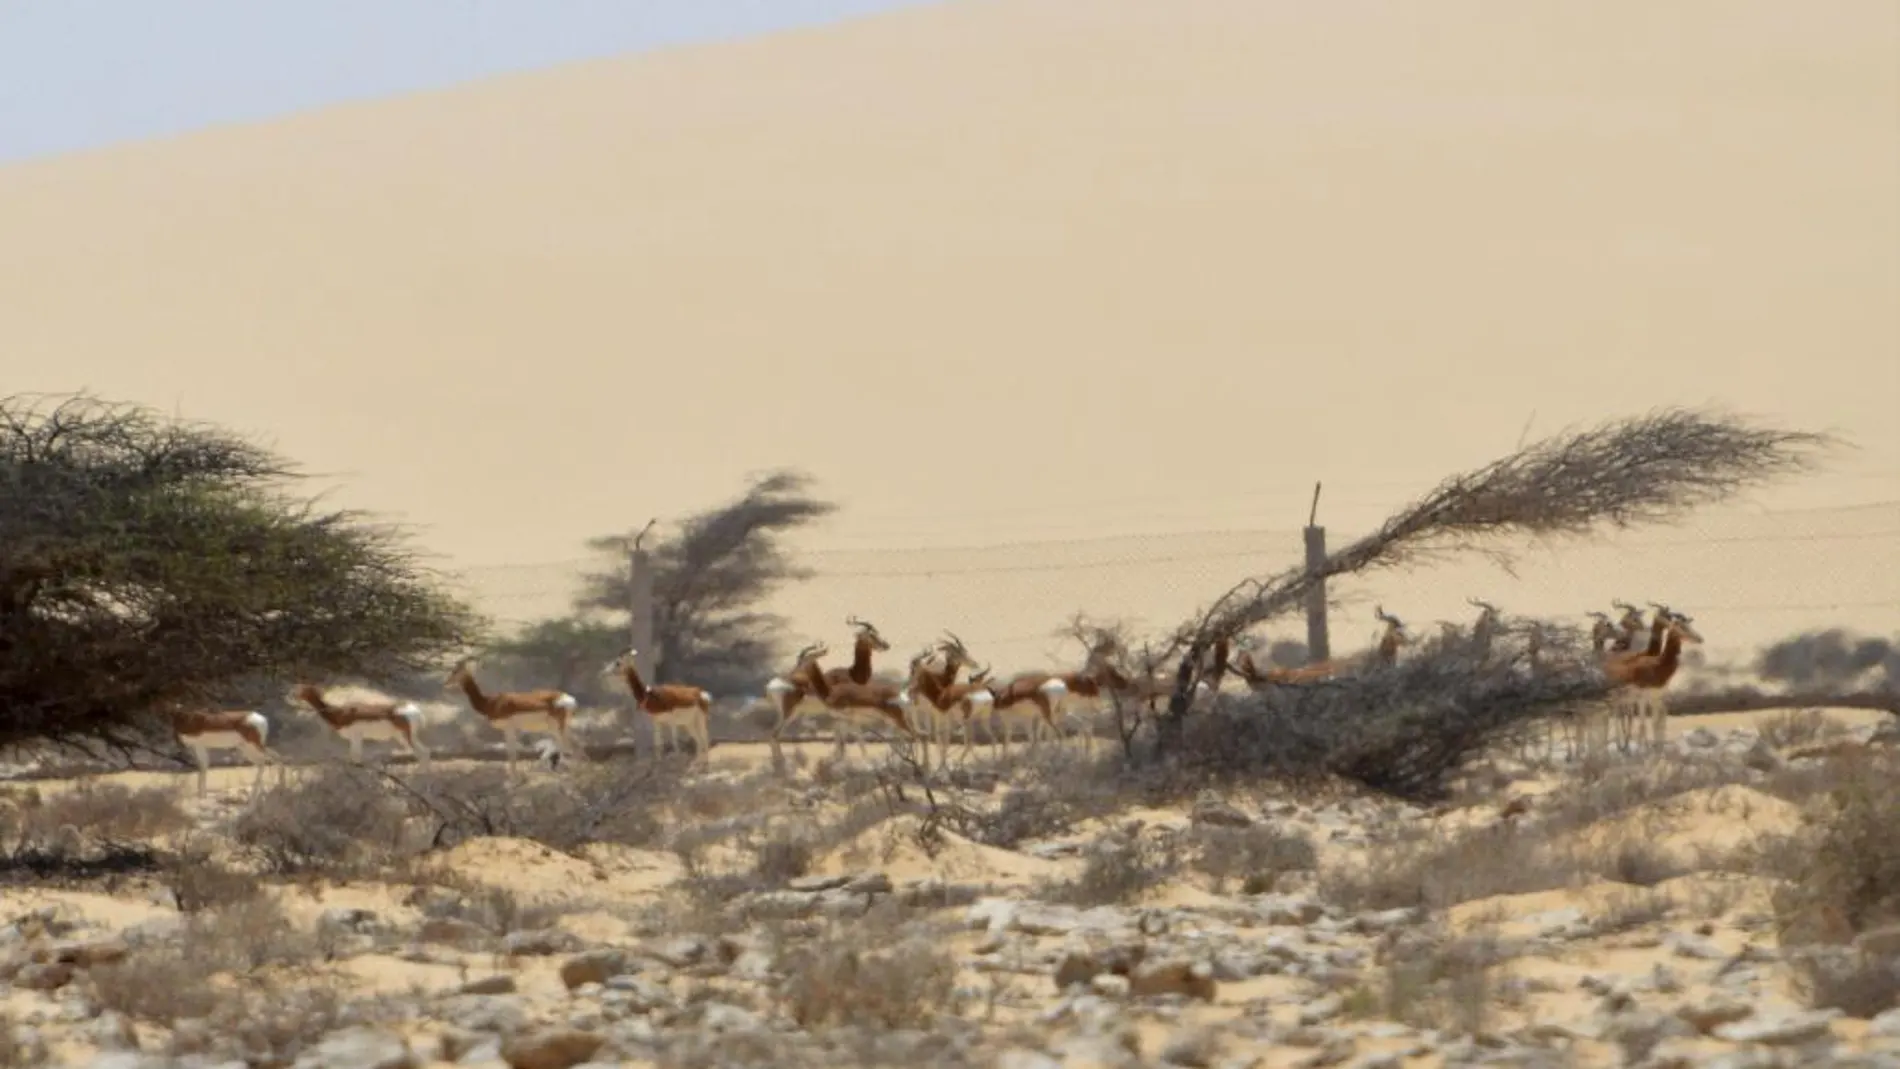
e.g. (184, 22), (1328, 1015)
(604, 648), (712, 761)
(172, 708), (282, 797)
(444, 658), (580, 776)
(292, 683), (430, 769)
(788, 642), (919, 755)
(1603, 607), (1701, 750)
(989, 634), (1130, 753)
(765, 616), (890, 753)
(907, 634), (996, 767)
(1232, 607), (1410, 690)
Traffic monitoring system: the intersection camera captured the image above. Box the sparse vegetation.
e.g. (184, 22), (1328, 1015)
(1189, 823), (1319, 894)
(777, 908), (960, 1031)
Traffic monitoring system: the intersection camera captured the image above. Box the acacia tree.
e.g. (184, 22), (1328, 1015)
(571, 470), (836, 698)
(0, 394), (485, 751)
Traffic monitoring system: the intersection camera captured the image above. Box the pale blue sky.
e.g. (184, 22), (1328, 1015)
(0, 0), (931, 164)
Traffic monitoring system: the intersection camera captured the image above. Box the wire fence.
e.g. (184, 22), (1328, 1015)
(449, 500), (1900, 680)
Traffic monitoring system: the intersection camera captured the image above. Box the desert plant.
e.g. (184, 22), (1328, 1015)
(0, 392), (483, 752)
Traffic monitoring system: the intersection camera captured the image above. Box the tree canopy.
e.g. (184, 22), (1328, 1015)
(571, 469), (835, 697)
(0, 393), (485, 750)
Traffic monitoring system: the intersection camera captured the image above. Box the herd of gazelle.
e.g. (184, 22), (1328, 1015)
(169, 600), (1701, 793)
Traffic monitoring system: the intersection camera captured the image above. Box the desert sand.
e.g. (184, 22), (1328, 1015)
(2, 707), (1897, 1066)
(0, 0), (1896, 677)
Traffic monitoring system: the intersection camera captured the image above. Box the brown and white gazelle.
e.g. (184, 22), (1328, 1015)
(604, 648), (712, 761)
(292, 683), (431, 769)
(766, 617), (892, 753)
(444, 658), (580, 775)
(787, 641), (918, 755)
(172, 708), (282, 797)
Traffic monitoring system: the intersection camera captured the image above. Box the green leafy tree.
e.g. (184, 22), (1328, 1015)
(0, 394), (485, 751)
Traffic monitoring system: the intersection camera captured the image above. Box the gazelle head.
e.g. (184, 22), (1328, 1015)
(1468, 597), (1500, 622)
(906, 645), (938, 677)
(1374, 606), (1410, 641)
(1647, 602), (1674, 628)
(443, 658), (477, 689)
(602, 648), (639, 676)
(846, 616), (890, 653)
(1586, 610), (1617, 646)
(791, 641), (829, 672)
(937, 631), (981, 673)
(1665, 610), (1704, 646)
(968, 662), (993, 687)
(1611, 600), (1646, 633)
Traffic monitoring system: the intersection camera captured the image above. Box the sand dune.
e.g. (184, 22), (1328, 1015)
(2, 0), (1895, 660)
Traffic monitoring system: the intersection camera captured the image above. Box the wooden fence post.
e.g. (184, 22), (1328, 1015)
(1303, 482), (1330, 665)
(628, 519), (657, 681)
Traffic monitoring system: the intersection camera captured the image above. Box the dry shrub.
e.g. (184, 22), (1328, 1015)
(1589, 888), (1676, 935)
(1760, 748), (1900, 943)
(1346, 926), (1511, 1035)
(161, 838), (263, 912)
(937, 750), (1129, 850)
(232, 765), (414, 877)
(1043, 833), (1178, 907)
(404, 758), (675, 853)
(91, 894), (319, 1023)
(1534, 755), (1753, 836)
(777, 909), (959, 1031)
(1789, 946), (1900, 1018)
(1758, 708), (1844, 750)
(18, 780), (191, 842)
(0, 780), (188, 883)
(1595, 835), (1692, 888)
(1323, 823), (1579, 912)
(404, 870), (568, 936)
(1190, 824), (1319, 894)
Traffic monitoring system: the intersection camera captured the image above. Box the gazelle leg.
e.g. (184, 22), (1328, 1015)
(502, 726), (519, 777)
(191, 745), (210, 797)
(349, 736), (364, 764)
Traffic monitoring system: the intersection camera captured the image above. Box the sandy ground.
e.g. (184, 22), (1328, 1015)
(0, 705), (1895, 1065)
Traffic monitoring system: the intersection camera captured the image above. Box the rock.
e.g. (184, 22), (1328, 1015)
(1191, 798), (1253, 828)
(786, 874), (852, 892)
(1664, 932), (1726, 960)
(502, 928), (581, 956)
(1254, 895), (1325, 926)
(419, 918), (491, 949)
(1682, 727), (1721, 749)
(38, 937), (129, 968)
(843, 871), (894, 894)
(460, 975), (517, 995)
(1869, 1007), (1900, 1038)
(697, 1002), (763, 1033)
(13, 962), (74, 990)
(1160, 1025), (1223, 1067)
(560, 950), (628, 991)
(318, 908), (382, 935)
(1677, 996), (1753, 1034)
(1298, 993), (1344, 1025)
(640, 936), (707, 968)
(292, 1028), (418, 1069)
(440, 994), (530, 1035)
(1712, 1009), (1841, 1046)
(499, 1028), (607, 1069)
(87, 1011), (140, 1051)
(437, 1028), (490, 1063)
(1055, 943), (1148, 990)
(1129, 959), (1218, 1002)
(996, 1051), (1062, 1069)
(1854, 924), (1900, 960)
(1090, 973), (1131, 998)
(968, 898), (1020, 932)
(604, 974), (675, 1013)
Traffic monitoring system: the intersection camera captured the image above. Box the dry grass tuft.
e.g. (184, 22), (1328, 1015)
(776, 908), (960, 1031)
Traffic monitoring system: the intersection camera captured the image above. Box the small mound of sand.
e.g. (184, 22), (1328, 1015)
(811, 814), (1074, 888)
(427, 836), (608, 902)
